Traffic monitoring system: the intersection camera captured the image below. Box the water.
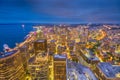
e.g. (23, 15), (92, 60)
(0, 24), (33, 51)
(0, 23), (118, 52)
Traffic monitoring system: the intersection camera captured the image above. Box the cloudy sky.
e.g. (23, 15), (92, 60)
(0, 0), (120, 23)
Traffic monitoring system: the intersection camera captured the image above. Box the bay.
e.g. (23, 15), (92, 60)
(0, 24), (33, 51)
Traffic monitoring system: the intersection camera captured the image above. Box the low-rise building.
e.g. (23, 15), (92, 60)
(95, 62), (120, 80)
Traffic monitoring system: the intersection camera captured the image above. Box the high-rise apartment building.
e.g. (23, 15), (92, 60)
(0, 50), (25, 80)
(28, 53), (48, 80)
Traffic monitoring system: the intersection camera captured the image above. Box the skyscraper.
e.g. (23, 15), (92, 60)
(0, 50), (25, 80)
(34, 39), (47, 54)
(28, 53), (49, 80)
(53, 55), (67, 80)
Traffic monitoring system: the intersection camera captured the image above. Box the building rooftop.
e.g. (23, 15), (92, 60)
(50, 40), (56, 43)
(98, 62), (120, 78)
(85, 49), (99, 61)
(0, 50), (18, 58)
(36, 39), (46, 43)
(67, 61), (98, 80)
(54, 54), (66, 59)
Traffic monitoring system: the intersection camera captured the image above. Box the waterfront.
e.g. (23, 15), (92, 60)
(0, 24), (120, 80)
(0, 24), (33, 51)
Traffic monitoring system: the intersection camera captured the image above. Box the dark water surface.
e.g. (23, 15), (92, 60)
(0, 24), (33, 51)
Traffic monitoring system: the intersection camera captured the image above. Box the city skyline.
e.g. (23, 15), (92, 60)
(0, 24), (120, 80)
(0, 0), (120, 23)
(0, 0), (120, 80)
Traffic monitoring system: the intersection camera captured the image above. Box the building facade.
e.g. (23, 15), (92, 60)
(28, 53), (49, 80)
(34, 39), (47, 54)
(0, 50), (25, 80)
(53, 55), (67, 80)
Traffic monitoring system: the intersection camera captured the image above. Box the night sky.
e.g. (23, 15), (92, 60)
(0, 0), (120, 23)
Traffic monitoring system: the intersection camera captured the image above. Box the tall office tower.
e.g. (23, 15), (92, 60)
(79, 28), (84, 42)
(83, 27), (89, 42)
(48, 40), (56, 54)
(34, 39), (47, 54)
(28, 53), (48, 80)
(68, 42), (74, 52)
(80, 26), (89, 43)
(19, 44), (31, 71)
(53, 55), (67, 80)
(0, 50), (25, 80)
(60, 34), (67, 45)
